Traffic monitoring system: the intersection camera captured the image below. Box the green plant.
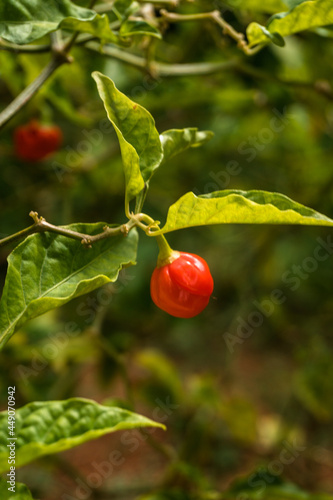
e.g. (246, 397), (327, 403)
(1, 1), (333, 499)
(2, 70), (333, 348)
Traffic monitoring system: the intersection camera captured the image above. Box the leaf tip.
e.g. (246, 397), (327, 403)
(91, 70), (102, 81)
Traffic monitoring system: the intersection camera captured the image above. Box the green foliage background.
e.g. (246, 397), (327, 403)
(0, 0), (333, 498)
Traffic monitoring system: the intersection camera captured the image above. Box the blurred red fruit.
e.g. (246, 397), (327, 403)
(14, 120), (62, 161)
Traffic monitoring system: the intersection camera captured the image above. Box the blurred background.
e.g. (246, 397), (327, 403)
(0, 1), (333, 498)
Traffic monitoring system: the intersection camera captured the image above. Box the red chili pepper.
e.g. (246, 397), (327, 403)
(14, 120), (62, 161)
(150, 251), (214, 318)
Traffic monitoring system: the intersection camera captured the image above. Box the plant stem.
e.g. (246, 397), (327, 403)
(0, 40), (51, 53)
(57, 0), (98, 54)
(160, 9), (257, 55)
(0, 54), (69, 131)
(134, 183), (149, 214)
(0, 211), (134, 249)
(138, 0), (181, 4)
(236, 62), (333, 101)
(62, 31), (81, 53)
(85, 42), (238, 75)
(0, 0), (98, 130)
(155, 234), (179, 266)
(0, 209), (159, 249)
(0, 223), (40, 249)
(50, 31), (63, 52)
(95, 0), (181, 9)
(84, 42), (333, 101)
(160, 10), (215, 22)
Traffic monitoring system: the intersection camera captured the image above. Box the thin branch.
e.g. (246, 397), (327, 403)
(0, 54), (70, 131)
(0, 211), (133, 249)
(84, 42), (333, 101)
(0, 0), (98, 130)
(62, 0), (98, 52)
(50, 31), (63, 53)
(62, 29), (82, 53)
(0, 40), (51, 53)
(157, 59), (238, 76)
(0, 223), (41, 249)
(135, 183), (149, 214)
(235, 62), (333, 101)
(211, 10), (250, 53)
(94, 0), (182, 10)
(85, 41), (238, 75)
(138, 0), (181, 4)
(160, 10), (214, 22)
(160, 9), (258, 56)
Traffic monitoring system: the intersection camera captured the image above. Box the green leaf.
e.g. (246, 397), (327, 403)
(92, 72), (163, 203)
(151, 190), (333, 234)
(120, 19), (162, 39)
(0, 477), (36, 500)
(246, 23), (285, 47)
(246, 23), (274, 47)
(226, 0), (286, 13)
(111, 0), (137, 22)
(0, 0), (118, 45)
(0, 398), (165, 473)
(0, 223), (138, 350)
(247, 0), (333, 47)
(160, 128), (214, 164)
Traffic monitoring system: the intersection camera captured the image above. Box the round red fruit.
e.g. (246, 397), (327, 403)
(150, 252), (214, 318)
(14, 120), (62, 161)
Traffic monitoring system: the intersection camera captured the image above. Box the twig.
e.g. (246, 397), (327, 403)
(0, 211), (133, 249)
(0, 0), (98, 130)
(0, 53), (71, 131)
(160, 10), (214, 22)
(50, 31), (63, 53)
(85, 41), (238, 75)
(95, 0), (181, 9)
(235, 62), (333, 101)
(139, 0), (181, 5)
(160, 9), (259, 56)
(0, 40), (51, 53)
(84, 42), (333, 101)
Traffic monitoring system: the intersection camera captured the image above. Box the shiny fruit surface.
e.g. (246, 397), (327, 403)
(150, 252), (214, 318)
